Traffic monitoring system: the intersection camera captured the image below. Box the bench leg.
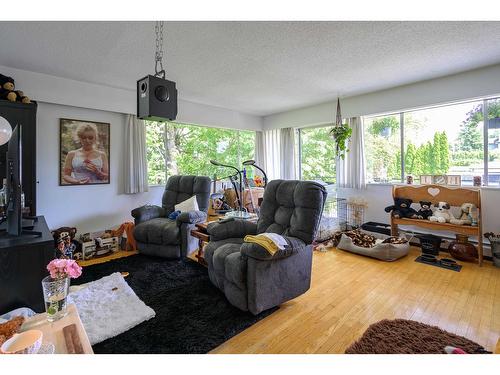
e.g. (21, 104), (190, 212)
(391, 221), (399, 237)
(478, 233), (483, 267)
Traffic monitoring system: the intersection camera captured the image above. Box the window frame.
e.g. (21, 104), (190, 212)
(363, 95), (500, 187)
(297, 123), (337, 184)
(145, 120), (256, 186)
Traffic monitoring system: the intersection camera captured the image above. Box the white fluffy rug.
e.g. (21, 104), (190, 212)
(67, 272), (155, 345)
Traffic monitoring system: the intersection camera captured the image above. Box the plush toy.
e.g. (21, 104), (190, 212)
(0, 74), (17, 102)
(51, 226), (79, 259)
(416, 201), (433, 220)
(384, 198), (418, 219)
(449, 203), (475, 225)
(14, 90), (31, 104)
(429, 201), (452, 223)
(0, 74), (31, 103)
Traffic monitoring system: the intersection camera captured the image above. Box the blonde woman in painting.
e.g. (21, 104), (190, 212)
(62, 123), (109, 184)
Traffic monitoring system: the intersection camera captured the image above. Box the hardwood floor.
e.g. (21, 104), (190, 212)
(210, 247), (500, 353)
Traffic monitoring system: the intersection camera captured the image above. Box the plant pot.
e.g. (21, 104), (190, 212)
(448, 234), (477, 262)
(416, 234), (442, 256)
(489, 238), (500, 268)
(41, 276), (70, 322)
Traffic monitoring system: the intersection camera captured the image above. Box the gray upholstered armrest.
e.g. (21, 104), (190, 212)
(240, 236), (306, 261)
(177, 210), (207, 225)
(131, 205), (166, 225)
(207, 218), (258, 241)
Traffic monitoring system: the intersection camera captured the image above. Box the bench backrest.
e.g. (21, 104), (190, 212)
(393, 184), (481, 208)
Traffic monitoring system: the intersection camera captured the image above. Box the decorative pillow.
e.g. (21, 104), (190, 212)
(174, 195), (199, 213)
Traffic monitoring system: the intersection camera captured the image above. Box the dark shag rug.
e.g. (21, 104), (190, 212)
(73, 254), (277, 354)
(345, 319), (488, 354)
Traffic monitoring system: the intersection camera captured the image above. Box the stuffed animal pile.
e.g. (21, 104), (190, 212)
(325, 229), (407, 249)
(0, 73), (31, 104)
(385, 199), (477, 226)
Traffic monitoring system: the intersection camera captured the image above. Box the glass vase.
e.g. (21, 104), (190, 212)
(41, 276), (70, 322)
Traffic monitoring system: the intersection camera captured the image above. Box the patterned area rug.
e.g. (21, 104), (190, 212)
(345, 319), (488, 354)
(73, 254), (277, 353)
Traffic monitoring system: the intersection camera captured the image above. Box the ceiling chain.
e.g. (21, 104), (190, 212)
(154, 21), (165, 78)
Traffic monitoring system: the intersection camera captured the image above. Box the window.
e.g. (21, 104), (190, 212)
(364, 114), (402, 183)
(298, 125), (336, 184)
(487, 98), (500, 185)
(364, 96), (500, 186)
(146, 121), (255, 185)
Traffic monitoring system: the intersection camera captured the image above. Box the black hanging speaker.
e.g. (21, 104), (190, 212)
(137, 75), (178, 121)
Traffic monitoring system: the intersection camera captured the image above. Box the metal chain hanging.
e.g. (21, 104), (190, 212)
(154, 21), (166, 79)
(335, 97), (342, 127)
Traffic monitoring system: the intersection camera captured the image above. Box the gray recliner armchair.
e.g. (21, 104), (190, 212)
(132, 175), (211, 259)
(204, 180), (327, 315)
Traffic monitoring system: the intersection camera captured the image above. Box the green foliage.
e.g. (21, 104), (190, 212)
(404, 132), (450, 177)
(330, 123), (352, 160)
(368, 116), (399, 137)
(364, 116), (401, 182)
(456, 101), (500, 152)
(146, 121), (255, 185)
(300, 126), (336, 183)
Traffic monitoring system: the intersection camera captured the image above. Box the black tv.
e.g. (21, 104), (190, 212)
(5, 123), (23, 235)
(2, 124), (38, 236)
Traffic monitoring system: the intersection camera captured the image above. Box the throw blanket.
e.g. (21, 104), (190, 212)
(67, 272), (155, 345)
(244, 233), (288, 255)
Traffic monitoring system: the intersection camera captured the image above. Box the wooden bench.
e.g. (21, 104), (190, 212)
(390, 184), (483, 266)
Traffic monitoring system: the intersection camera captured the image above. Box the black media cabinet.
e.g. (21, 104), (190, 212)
(0, 216), (54, 314)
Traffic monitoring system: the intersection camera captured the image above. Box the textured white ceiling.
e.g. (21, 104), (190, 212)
(1, 21), (500, 116)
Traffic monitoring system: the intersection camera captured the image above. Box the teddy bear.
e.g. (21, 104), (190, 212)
(449, 203), (476, 225)
(416, 201), (433, 220)
(0, 74), (17, 102)
(14, 90), (31, 104)
(429, 201), (452, 223)
(0, 74), (31, 103)
(384, 197), (419, 219)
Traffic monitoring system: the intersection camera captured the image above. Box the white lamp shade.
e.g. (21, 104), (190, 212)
(0, 116), (12, 146)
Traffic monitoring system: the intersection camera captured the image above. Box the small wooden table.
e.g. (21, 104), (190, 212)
(190, 216), (220, 266)
(21, 303), (93, 354)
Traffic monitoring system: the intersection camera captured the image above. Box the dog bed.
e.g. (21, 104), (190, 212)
(337, 234), (410, 261)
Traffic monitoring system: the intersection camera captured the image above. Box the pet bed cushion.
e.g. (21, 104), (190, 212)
(337, 234), (409, 261)
(67, 272), (155, 345)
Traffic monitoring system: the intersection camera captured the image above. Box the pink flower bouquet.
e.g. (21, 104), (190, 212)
(47, 259), (82, 280)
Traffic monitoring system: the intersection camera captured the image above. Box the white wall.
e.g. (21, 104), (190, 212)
(264, 63), (500, 129)
(36, 102), (164, 234)
(0, 65), (263, 131)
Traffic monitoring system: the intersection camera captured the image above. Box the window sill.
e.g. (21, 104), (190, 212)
(365, 182), (500, 190)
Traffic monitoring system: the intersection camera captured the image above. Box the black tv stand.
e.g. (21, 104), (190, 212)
(0, 215), (54, 313)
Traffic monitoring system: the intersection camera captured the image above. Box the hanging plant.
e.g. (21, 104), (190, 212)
(331, 123), (352, 159)
(330, 98), (352, 159)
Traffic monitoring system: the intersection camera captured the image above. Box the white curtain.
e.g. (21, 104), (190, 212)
(255, 128), (297, 181)
(261, 129), (281, 181)
(280, 128), (297, 180)
(124, 114), (149, 194)
(254, 131), (265, 173)
(336, 116), (366, 189)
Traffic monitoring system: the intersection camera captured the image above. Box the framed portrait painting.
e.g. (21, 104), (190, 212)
(59, 118), (110, 186)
